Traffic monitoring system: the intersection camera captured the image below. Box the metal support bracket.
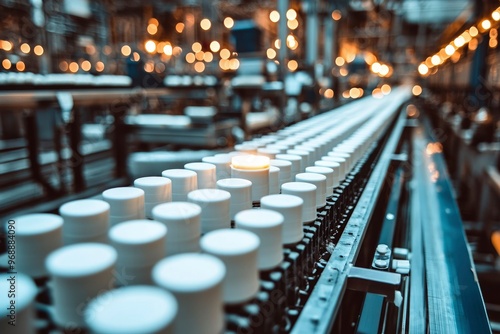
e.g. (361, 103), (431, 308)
(347, 266), (402, 305)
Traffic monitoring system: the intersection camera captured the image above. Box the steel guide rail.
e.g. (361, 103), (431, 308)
(290, 102), (410, 334)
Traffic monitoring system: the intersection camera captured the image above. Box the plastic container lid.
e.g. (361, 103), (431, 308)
(184, 162), (216, 189)
(46, 243), (117, 278)
(153, 253), (225, 293)
(85, 286), (178, 334)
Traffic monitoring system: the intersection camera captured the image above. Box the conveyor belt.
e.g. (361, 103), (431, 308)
(0, 88), (491, 334)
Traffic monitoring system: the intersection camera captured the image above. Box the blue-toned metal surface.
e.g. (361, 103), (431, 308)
(411, 118), (491, 333)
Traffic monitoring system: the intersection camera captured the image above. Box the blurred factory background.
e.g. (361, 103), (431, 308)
(1, 0), (500, 333)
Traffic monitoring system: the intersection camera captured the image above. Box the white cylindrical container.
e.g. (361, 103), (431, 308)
(260, 194), (304, 244)
(281, 182), (317, 224)
(269, 166), (280, 194)
(109, 220), (167, 285)
(275, 154), (302, 180)
(9, 214), (63, 277)
(216, 178), (252, 220)
(327, 151), (351, 171)
(45, 243), (117, 328)
(286, 149), (310, 172)
(315, 160), (341, 187)
(234, 209), (284, 270)
(134, 176), (172, 219)
(256, 148), (280, 159)
(270, 159), (292, 187)
(230, 155), (270, 203)
(294, 145), (316, 166)
(334, 146), (357, 166)
(305, 166), (335, 196)
(0, 273), (37, 334)
(265, 143), (288, 154)
(85, 286), (177, 334)
(60, 199), (109, 244)
(187, 189), (231, 233)
(234, 144), (258, 154)
(184, 162), (216, 189)
(202, 155), (231, 180)
(102, 187), (145, 226)
(161, 169), (197, 201)
(200, 229), (260, 304)
(152, 202), (201, 255)
(296, 173), (327, 208)
(153, 253), (226, 334)
(321, 156), (347, 179)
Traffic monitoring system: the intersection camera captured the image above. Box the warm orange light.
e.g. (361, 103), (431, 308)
(481, 19), (492, 30)
(192, 42), (202, 53)
(81, 60), (91, 71)
(412, 85), (422, 96)
(339, 68), (348, 76)
(147, 24), (158, 35)
(69, 62), (78, 73)
(332, 10), (342, 21)
(266, 48), (276, 59)
(445, 44), (455, 56)
(175, 22), (185, 33)
(229, 58), (240, 70)
(470, 26), (479, 37)
(133, 52), (140, 61)
(59, 61), (68, 72)
(287, 59), (298, 71)
(20, 43), (30, 54)
(203, 52), (213, 62)
(34, 45), (44, 56)
(2, 59), (11, 70)
(324, 89), (334, 98)
(231, 155), (270, 170)
(145, 40), (156, 53)
(210, 41), (220, 52)
(16, 61), (25, 71)
(492, 231), (500, 256)
(274, 39), (281, 49)
(195, 51), (204, 61)
(372, 88), (383, 99)
(219, 59), (229, 70)
(163, 43), (173, 56)
(1, 40), (13, 51)
(220, 48), (230, 60)
(270, 10), (280, 22)
(224, 17), (234, 29)
(492, 11), (500, 21)
(454, 36), (465, 47)
(144, 61), (154, 73)
(287, 19), (299, 30)
(379, 64), (390, 76)
(173, 46), (182, 56)
(121, 45), (131, 56)
(431, 55), (441, 66)
(469, 38), (478, 51)
(96, 61), (105, 72)
(149, 18), (159, 26)
(335, 57), (345, 66)
(381, 84), (391, 95)
(286, 9), (297, 20)
(186, 52), (195, 64)
(349, 87), (361, 99)
(194, 62), (205, 73)
(200, 18), (211, 31)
